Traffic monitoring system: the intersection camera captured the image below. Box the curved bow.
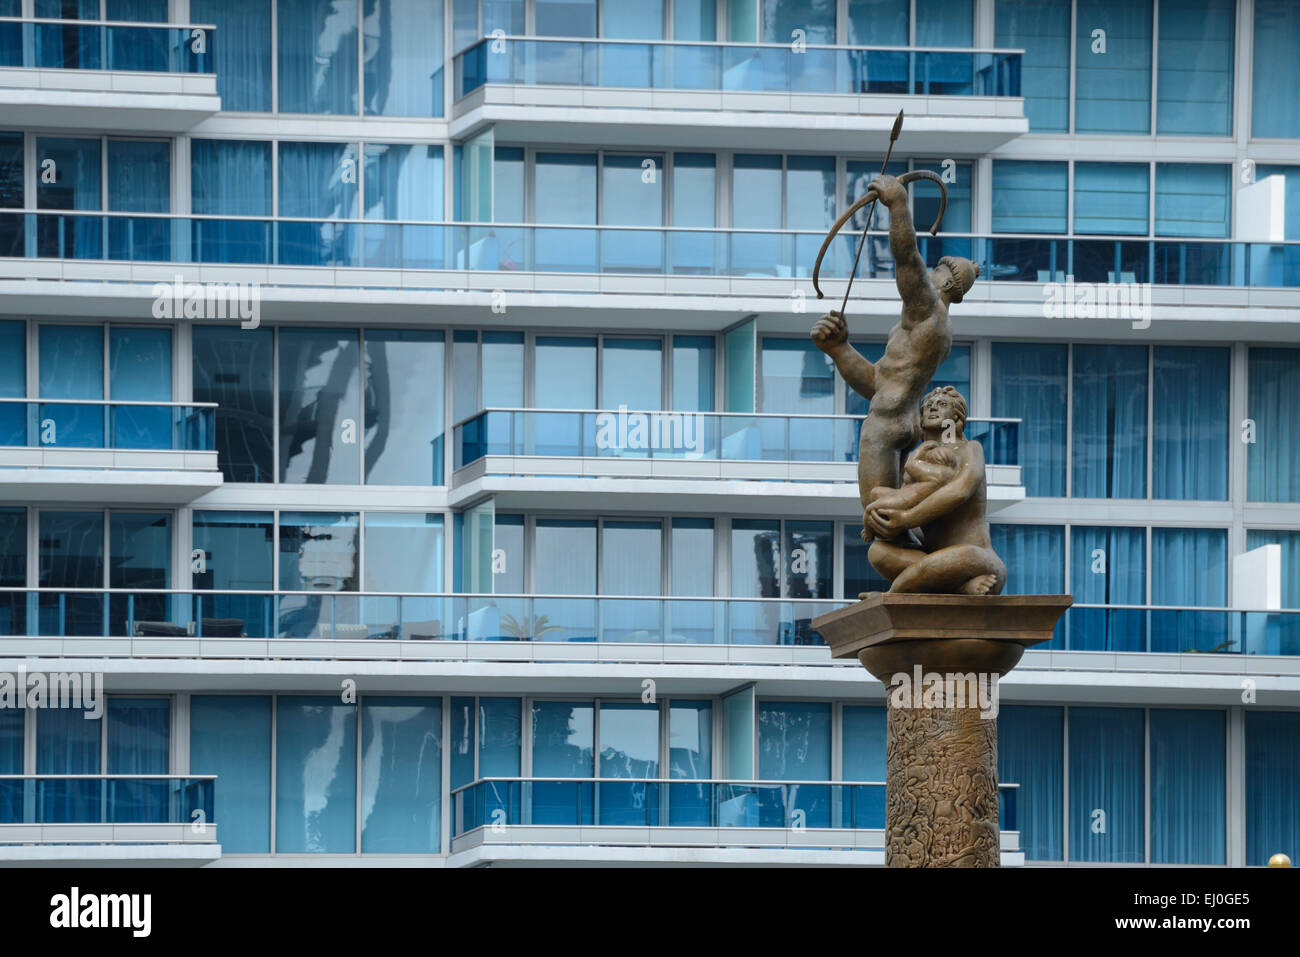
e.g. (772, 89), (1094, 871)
(811, 169), (950, 300)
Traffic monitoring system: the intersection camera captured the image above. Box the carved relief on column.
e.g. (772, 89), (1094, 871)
(884, 703), (1000, 868)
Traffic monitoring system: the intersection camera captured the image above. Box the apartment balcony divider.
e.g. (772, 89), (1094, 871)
(4, 213), (1296, 289)
(453, 36), (1020, 100)
(1, 590), (1297, 655)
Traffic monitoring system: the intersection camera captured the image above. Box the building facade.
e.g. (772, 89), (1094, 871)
(0, 0), (1297, 867)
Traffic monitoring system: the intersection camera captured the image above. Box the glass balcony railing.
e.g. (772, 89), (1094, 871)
(453, 36), (1021, 99)
(3, 591), (1298, 656)
(0, 775), (215, 826)
(450, 778), (1019, 835)
(0, 399), (216, 452)
(0, 18), (215, 73)
(453, 408), (1019, 470)
(4, 213), (1297, 289)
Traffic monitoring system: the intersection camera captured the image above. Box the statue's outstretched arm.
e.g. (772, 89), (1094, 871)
(872, 179), (937, 327)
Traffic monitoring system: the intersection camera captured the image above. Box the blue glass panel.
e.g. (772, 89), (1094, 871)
(362, 145), (444, 267)
(109, 512), (170, 636)
(916, 0), (972, 45)
(278, 329), (361, 484)
(991, 524), (1064, 646)
(106, 140), (170, 259)
(363, 330), (444, 484)
(671, 336), (715, 412)
(191, 510), (273, 597)
(362, 513), (443, 592)
(731, 520), (780, 599)
(191, 140), (272, 262)
(1153, 347), (1228, 500)
(1071, 345), (1147, 498)
(0, 508), (24, 637)
(35, 138), (101, 258)
(191, 696), (272, 852)
(36, 509), (105, 636)
(1252, 0), (1300, 138)
(841, 705), (885, 782)
(1150, 709), (1225, 864)
(108, 326), (171, 450)
(1247, 348), (1300, 502)
(0, 320), (23, 446)
(193, 0), (271, 111)
(1075, 0), (1152, 134)
(1155, 163), (1231, 238)
(36, 707), (101, 824)
(998, 705), (1063, 860)
(1157, 0), (1233, 135)
(758, 701), (830, 827)
(531, 701), (594, 825)
(1245, 710), (1300, 866)
(361, 697), (442, 853)
(991, 342), (1066, 497)
(760, 338), (834, 415)
(996, 0), (1069, 131)
(106, 697), (169, 824)
(1070, 526), (1145, 651)
(992, 161), (1067, 234)
(278, 0), (358, 114)
(275, 697), (357, 852)
(38, 324), (102, 448)
(279, 512), (359, 595)
(1074, 163), (1148, 235)
(1150, 527), (1228, 653)
(597, 702), (658, 825)
(365, 0), (444, 117)
(1068, 707), (1143, 862)
(536, 0), (597, 36)
(193, 325), (274, 483)
(278, 142), (359, 265)
(450, 697), (475, 789)
(0, 706), (20, 822)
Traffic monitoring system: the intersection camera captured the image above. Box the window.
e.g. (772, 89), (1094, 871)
(1073, 164), (1148, 235)
(992, 161), (1067, 233)
(992, 343), (1066, 497)
(1152, 347), (1228, 500)
(1151, 528), (1227, 653)
(277, 0), (359, 114)
(1150, 709), (1225, 864)
(1247, 348), (1300, 502)
(1074, 0), (1152, 134)
(1068, 708), (1144, 862)
(279, 512), (359, 592)
(1071, 345), (1147, 498)
(361, 697), (442, 852)
(275, 697), (357, 852)
(671, 336), (715, 412)
(996, 0), (1069, 131)
(193, 326), (274, 483)
(1245, 711), (1300, 866)
(364, 0), (444, 117)
(193, 0), (271, 111)
(278, 329), (362, 484)
(1157, 0), (1233, 136)
(1070, 526), (1144, 651)
(0, 508), (24, 636)
(362, 513), (444, 593)
(35, 138), (101, 258)
(1155, 164), (1230, 238)
(363, 330), (445, 485)
(1251, 0), (1300, 138)
(758, 701), (831, 826)
(191, 696), (272, 853)
(998, 705), (1063, 860)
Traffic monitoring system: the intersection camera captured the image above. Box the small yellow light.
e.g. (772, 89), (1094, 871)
(1268, 853), (1292, 868)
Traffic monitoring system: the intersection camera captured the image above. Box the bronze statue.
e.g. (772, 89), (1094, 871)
(809, 168), (1002, 595)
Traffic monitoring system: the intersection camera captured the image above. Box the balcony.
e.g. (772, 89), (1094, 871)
(450, 408), (1022, 515)
(0, 774), (218, 866)
(450, 37), (1026, 152)
(448, 777), (1023, 866)
(3, 215), (1297, 297)
(0, 398), (220, 504)
(3, 591), (1297, 660)
(0, 18), (219, 131)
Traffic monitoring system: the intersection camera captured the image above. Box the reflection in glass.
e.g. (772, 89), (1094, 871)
(758, 701), (831, 827)
(278, 0), (359, 114)
(363, 513), (444, 593)
(190, 328), (274, 478)
(39, 324), (103, 448)
(109, 326), (172, 449)
(361, 697), (442, 852)
(109, 512), (170, 635)
(531, 700), (594, 825)
(39, 510), (103, 636)
(364, 330), (445, 484)
(280, 512), (359, 593)
(279, 329), (362, 484)
(276, 697), (357, 852)
(364, 0), (444, 117)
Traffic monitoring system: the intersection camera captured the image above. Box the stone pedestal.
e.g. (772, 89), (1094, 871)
(813, 593), (1071, 868)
